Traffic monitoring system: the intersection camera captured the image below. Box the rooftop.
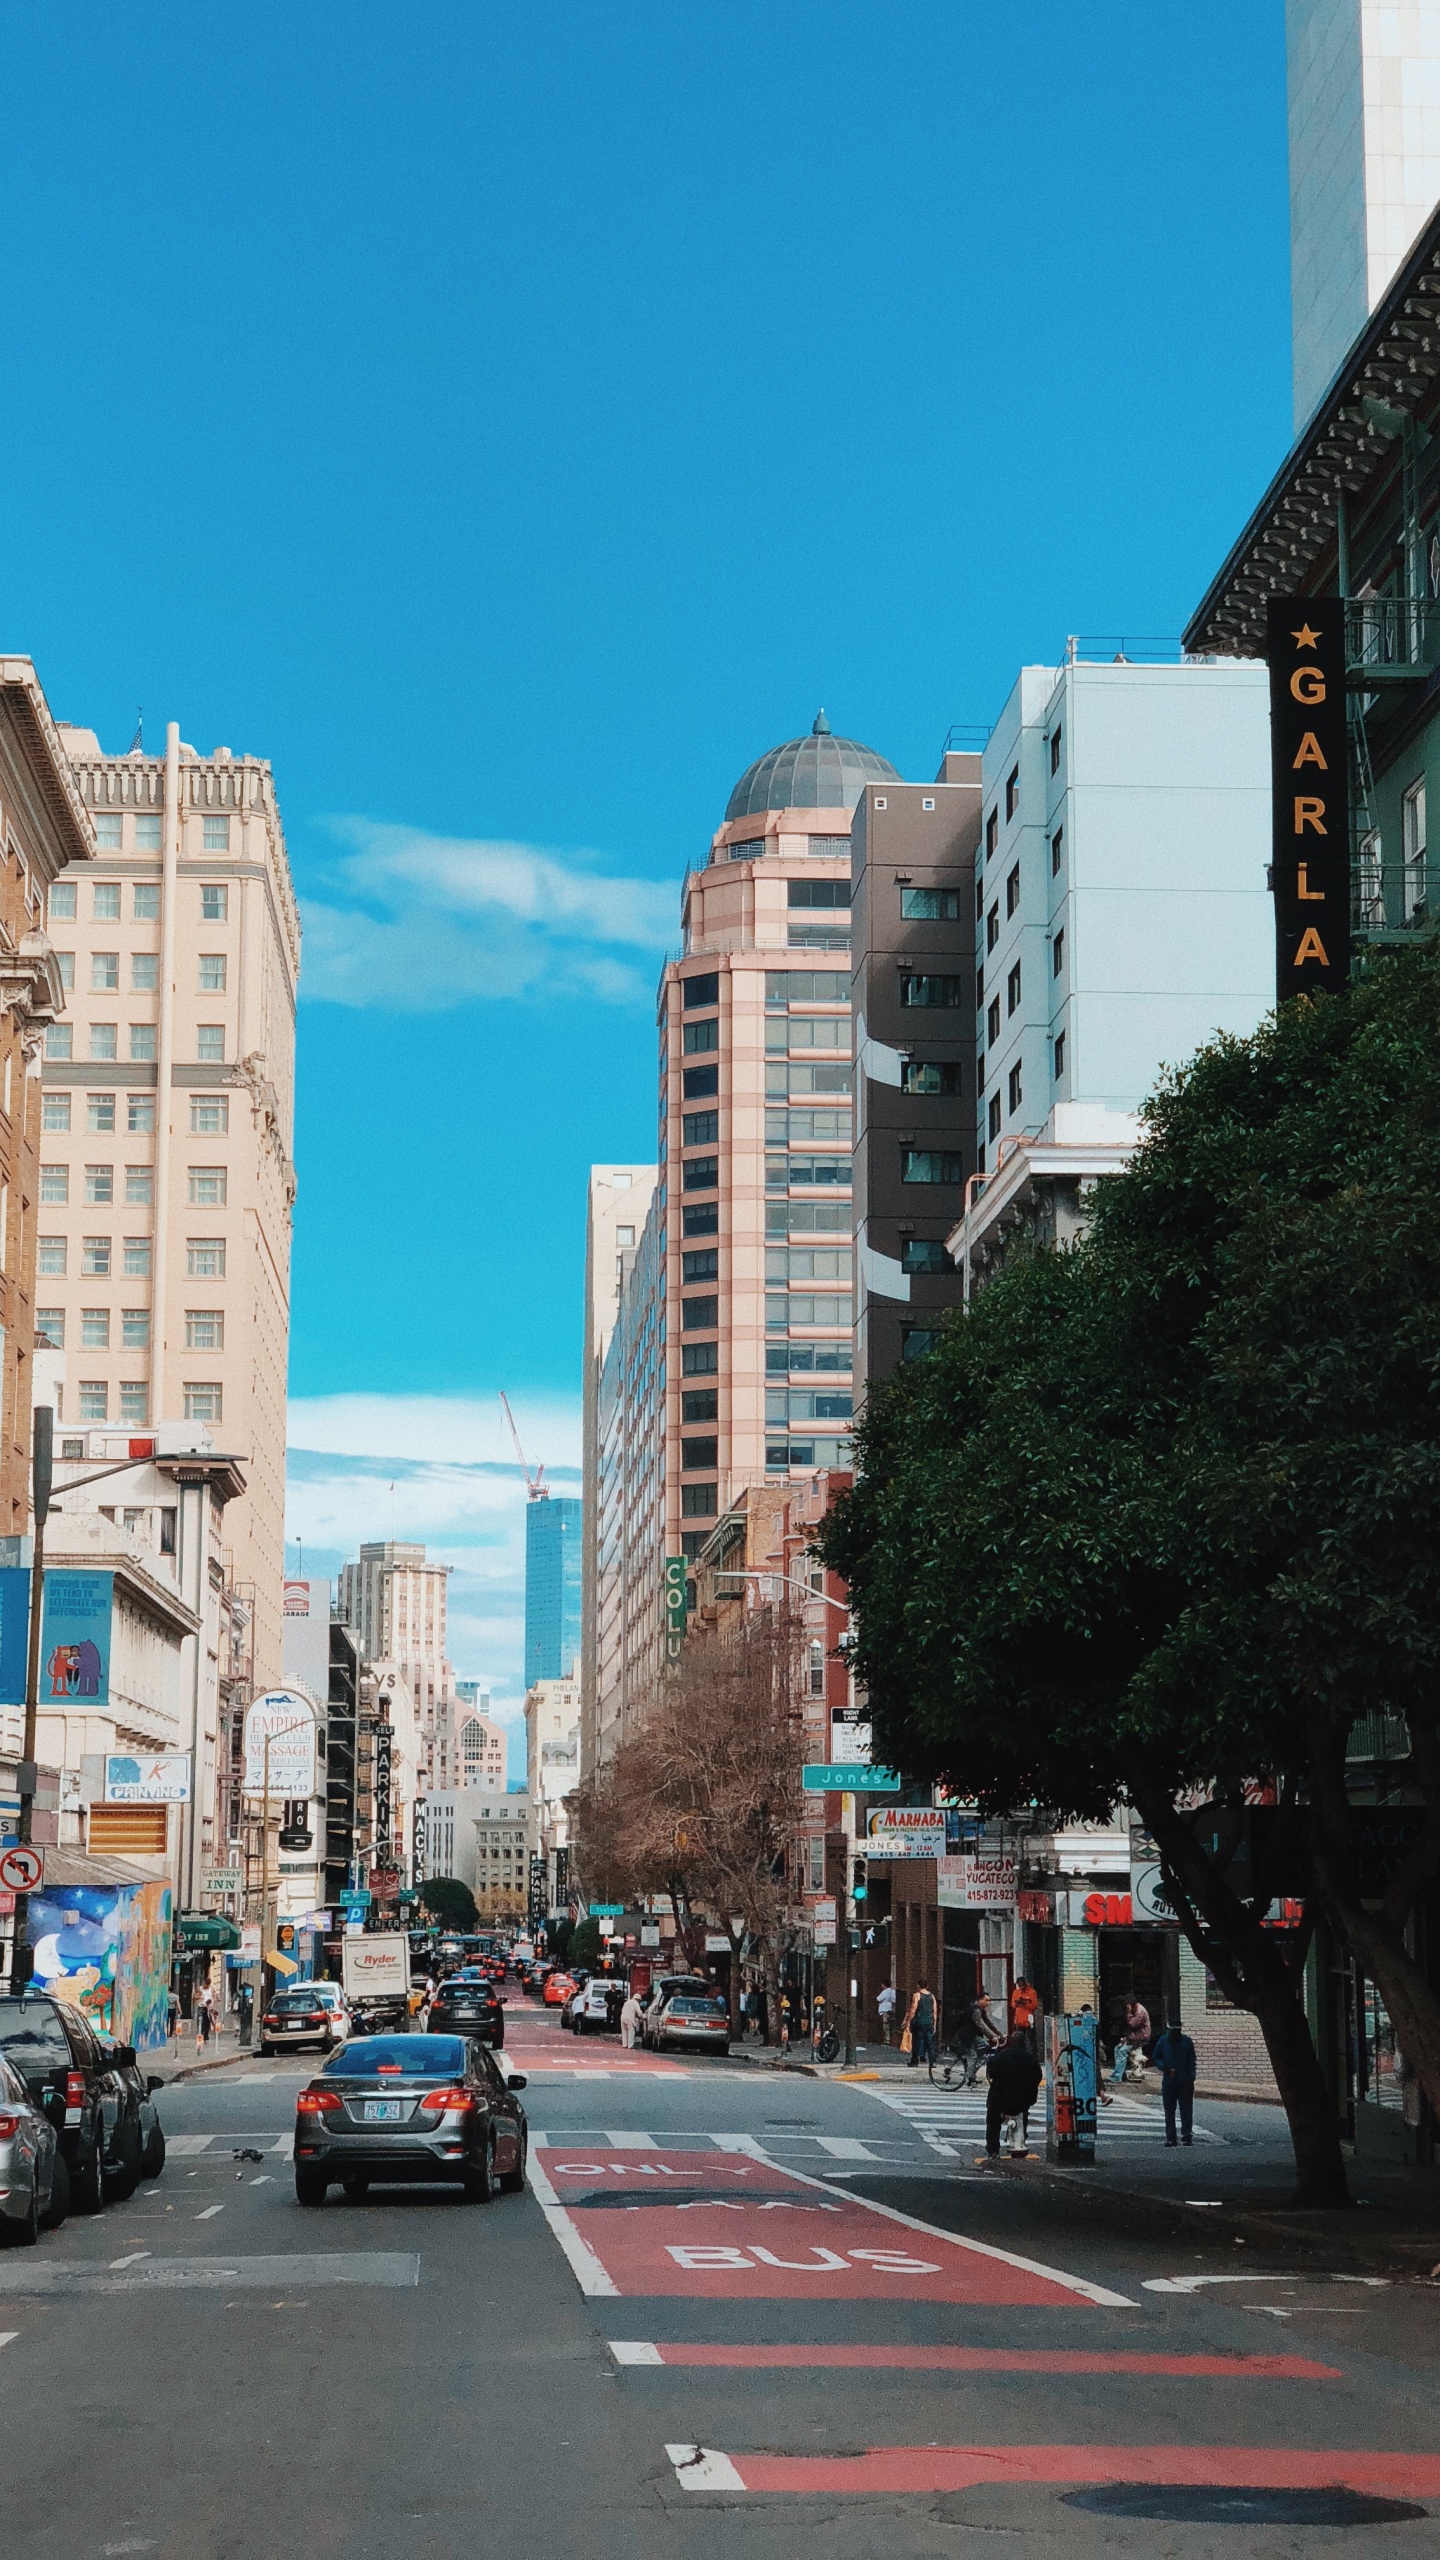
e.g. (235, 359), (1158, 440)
(725, 710), (898, 821)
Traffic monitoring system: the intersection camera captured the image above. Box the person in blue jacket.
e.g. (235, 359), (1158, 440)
(1151, 2018), (1198, 2145)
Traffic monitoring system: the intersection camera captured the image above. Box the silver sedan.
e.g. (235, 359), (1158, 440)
(0, 2048), (64, 2245)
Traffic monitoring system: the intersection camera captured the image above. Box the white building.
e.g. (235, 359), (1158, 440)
(337, 1541), (456, 1787)
(1288, 0), (1440, 425)
(580, 1165), (657, 1779)
(953, 654), (1273, 1283)
(419, 1789), (533, 1920)
(526, 1672), (579, 1897)
(453, 1682), (506, 1792)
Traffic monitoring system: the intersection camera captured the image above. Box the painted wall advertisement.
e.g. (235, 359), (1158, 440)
(25, 1877), (172, 2052)
(0, 1566), (114, 1707)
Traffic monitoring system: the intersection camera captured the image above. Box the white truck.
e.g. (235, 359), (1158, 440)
(341, 1932), (411, 2012)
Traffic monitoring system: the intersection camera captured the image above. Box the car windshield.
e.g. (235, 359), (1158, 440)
(0, 1998), (71, 2067)
(324, 2035), (464, 2076)
(668, 1997), (726, 2017)
(272, 1990), (324, 2009)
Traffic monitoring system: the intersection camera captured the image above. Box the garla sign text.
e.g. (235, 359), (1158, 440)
(1266, 597), (1351, 997)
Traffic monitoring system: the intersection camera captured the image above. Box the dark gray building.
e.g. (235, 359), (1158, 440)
(851, 752), (983, 1389)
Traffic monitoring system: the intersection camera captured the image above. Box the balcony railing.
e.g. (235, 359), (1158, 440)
(1346, 595), (1440, 682)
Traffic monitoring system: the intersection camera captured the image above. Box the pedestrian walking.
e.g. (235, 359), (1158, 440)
(194, 1981), (215, 2052)
(166, 1987), (180, 2045)
(876, 1981), (896, 2045)
(903, 1980), (938, 2070)
(1109, 1996), (1152, 2086)
(1151, 2020), (1198, 2145)
(779, 1990), (793, 2054)
(983, 2031), (1043, 2158)
(1009, 1976), (1040, 2038)
(619, 1989), (643, 2049)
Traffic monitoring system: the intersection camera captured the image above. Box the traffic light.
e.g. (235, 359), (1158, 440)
(852, 1855), (867, 1903)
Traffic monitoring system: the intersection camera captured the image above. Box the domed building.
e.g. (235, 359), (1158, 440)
(724, 711), (899, 825)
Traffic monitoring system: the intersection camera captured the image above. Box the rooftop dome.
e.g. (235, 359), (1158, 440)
(724, 709), (899, 822)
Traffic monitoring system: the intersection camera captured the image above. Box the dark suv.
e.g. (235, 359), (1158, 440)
(0, 1992), (146, 2213)
(426, 1976), (505, 2048)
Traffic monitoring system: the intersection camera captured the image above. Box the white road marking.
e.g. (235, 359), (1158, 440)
(167, 2136), (213, 2157)
(609, 2132), (660, 2148)
(610, 2339), (663, 2364)
(108, 2252), (151, 2269)
(667, 2443), (746, 2493)
(0, 2330), (17, 2351)
(195, 2204), (224, 2221)
(862, 2083), (1219, 2146)
(249, 2176), (272, 2186)
(1144, 2271), (1389, 2293)
(815, 2138), (882, 2160)
(526, 2148), (619, 2297)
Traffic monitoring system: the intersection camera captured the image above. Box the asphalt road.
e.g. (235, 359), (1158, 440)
(3, 1997), (1439, 2555)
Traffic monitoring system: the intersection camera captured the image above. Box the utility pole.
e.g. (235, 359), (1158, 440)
(9, 1406), (51, 1992)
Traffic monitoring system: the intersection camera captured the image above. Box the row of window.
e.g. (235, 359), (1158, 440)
(42, 1093), (228, 1134)
(765, 1343), (850, 1374)
(38, 1236), (225, 1278)
(46, 1025), (227, 1063)
(981, 759), (1025, 865)
(66, 1381), (222, 1424)
(51, 874), (230, 916)
(766, 1389), (853, 1422)
(764, 1155), (850, 1190)
(60, 953), (229, 995)
(37, 1308), (222, 1351)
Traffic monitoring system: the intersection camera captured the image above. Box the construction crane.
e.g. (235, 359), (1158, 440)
(499, 1391), (548, 1500)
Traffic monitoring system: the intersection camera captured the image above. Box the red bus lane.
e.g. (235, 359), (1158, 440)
(529, 2146), (1133, 2307)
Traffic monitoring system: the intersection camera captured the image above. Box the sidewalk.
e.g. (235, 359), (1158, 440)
(150, 2021), (256, 2087)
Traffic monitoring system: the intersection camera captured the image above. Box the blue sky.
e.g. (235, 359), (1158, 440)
(1, 4), (1294, 1736)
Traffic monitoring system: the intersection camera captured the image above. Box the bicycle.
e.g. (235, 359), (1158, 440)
(928, 2030), (989, 2087)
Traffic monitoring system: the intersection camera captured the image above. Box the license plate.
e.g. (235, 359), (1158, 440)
(284, 2023), (302, 2032)
(363, 2098), (406, 2122)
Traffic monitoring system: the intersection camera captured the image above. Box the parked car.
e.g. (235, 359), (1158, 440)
(260, 1984), (349, 2056)
(0, 1991), (146, 2212)
(95, 2030), (167, 2180)
(0, 2046), (64, 2244)
(426, 1976), (506, 2048)
(569, 1979), (621, 2036)
(293, 2031), (528, 2205)
(638, 1972), (708, 2045)
(647, 1987), (731, 2055)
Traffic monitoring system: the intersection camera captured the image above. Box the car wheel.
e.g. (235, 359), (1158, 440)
(294, 2168), (329, 2207)
(104, 2119), (143, 2203)
(342, 2176), (369, 2201)
(142, 2123), (166, 2181)
(259, 2043), (273, 2059)
(71, 2138), (105, 2216)
(500, 2131), (527, 2195)
(491, 2026), (504, 2050)
(41, 2147), (69, 2231)
(462, 2140), (494, 2204)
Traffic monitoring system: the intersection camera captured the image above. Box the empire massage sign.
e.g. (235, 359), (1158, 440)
(1266, 597), (1351, 996)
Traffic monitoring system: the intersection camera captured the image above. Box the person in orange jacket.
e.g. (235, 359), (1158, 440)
(1009, 1976), (1040, 2037)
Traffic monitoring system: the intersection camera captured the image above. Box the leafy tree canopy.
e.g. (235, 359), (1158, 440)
(419, 1875), (478, 1930)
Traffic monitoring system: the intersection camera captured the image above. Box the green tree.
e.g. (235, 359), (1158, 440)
(420, 1876), (478, 1931)
(822, 947), (1440, 2206)
(568, 1917), (604, 1971)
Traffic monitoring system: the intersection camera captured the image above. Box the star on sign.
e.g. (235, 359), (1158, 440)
(1292, 623), (1322, 648)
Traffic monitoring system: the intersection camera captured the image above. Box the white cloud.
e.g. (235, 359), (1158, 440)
(287, 1392), (581, 1472)
(300, 818), (675, 1012)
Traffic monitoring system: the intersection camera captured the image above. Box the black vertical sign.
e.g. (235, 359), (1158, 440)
(1267, 597), (1351, 997)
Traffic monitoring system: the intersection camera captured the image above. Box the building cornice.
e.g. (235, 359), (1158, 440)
(0, 661), (95, 876)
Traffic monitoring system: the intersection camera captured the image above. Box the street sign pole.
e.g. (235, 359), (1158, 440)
(9, 1405), (50, 1992)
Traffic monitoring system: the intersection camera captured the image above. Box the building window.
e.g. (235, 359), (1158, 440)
(1005, 766), (1019, 820)
(201, 882), (229, 920)
(196, 1026), (226, 1062)
(91, 951), (119, 992)
(682, 1155), (717, 1192)
(41, 1093), (70, 1132)
(682, 1203), (718, 1237)
(681, 1388), (717, 1422)
(183, 1383), (223, 1422)
(1005, 863), (1020, 917)
(1358, 828), (1383, 925)
(78, 1382), (108, 1421)
(1052, 929), (1066, 981)
(130, 953), (158, 992)
(682, 1436), (718, 1471)
(987, 1093), (1001, 1141)
(124, 1237), (153, 1277)
(681, 1341), (718, 1376)
(902, 1325), (940, 1361)
(899, 887), (961, 920)
(118, 1383), (148, 1424)
(682, 970), (719, 1008)
(38, 1237), (66, 1277)
(898, 972), (964, 1008)
(1403, 779), (1427, 920)
(682, 1295), (718, 1331)
(809, 1640), (825, 1697)
(198, 955), (227, 993)
(133, 881), (161, 916)
(201, 819), (230, 852)
(55, 951), (75, 992)
(986, 905), (999, 953)
(183, 1309), (222, 1350)
(985, 808), (998, 859)
(130, 1024), (156, 1061)
(682, 1109), (718, 1146)
(682, 1063), (718, 1100)
(1051, 827), (1063, 876)
(125, 1167), (153, 1206)
(80, 1308), (110, 1349)
(82, 1237), (112, 1276)
(39, 1165), (68, 1205)
(190, 1095), (229, 1134)
(93, 882), (121, 918)
(44, 1025), (72, 1061)
(987, 996), (1000, 1046)
(187, 1238), (225, 1278)
(188, 1165), (227, 1206)
(89, 1024), (117, 1061)
(49, 881), (77, 921)
(1054, 1028), (1066, 1079)
(35, 1309), (63, 1348)
(901, 1238), (949, 1274)
(84, 1166), (113, 1205)
(87, 1094), (115, 1133)
(788, 878), (850, 909)
(680, 1482), (716, 1518)
(615, 1223), (635, 1247)
(902, 1149), (964, 1185)
(682, 1017), (719, 1055)
(1008, 1061), (1023, 1113)
(682, 1247), (718, 1283)
(127, 1094), (155, 1133)
(1007, 960), (1021, 1014)
(121, 1309), (151, 1349)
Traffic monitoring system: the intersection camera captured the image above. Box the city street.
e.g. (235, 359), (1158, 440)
(3, 2005), (1440, 2552)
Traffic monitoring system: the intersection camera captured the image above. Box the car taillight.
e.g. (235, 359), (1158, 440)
(0, 2113), (19, 2138)
(65, 2071), (86, 2107)
(419, 2086), (475, 2114)
(296, 2089), (343, 2113)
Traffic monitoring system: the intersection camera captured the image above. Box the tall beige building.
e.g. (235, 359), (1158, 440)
(336, 1540), (456, 1792)
(44, 718), (298, 1687)
(580, 1165), (656, 1778)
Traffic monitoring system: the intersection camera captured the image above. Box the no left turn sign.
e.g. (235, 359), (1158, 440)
(0, 1843), (44, 1892)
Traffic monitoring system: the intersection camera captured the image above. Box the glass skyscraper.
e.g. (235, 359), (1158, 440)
(525, 1495), (582, 1687)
